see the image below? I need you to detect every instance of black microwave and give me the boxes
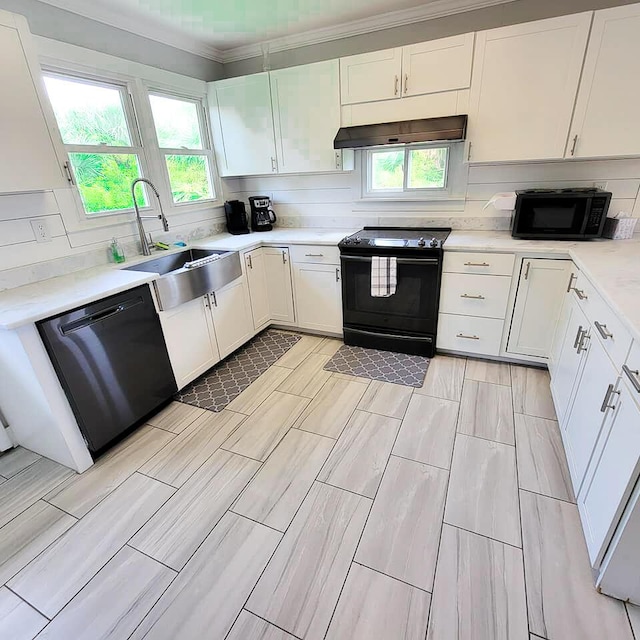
[511,188,611,240]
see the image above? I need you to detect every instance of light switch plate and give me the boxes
[30,218,51,243]
[594,181,609,191]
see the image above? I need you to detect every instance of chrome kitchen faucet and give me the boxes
[131,178,170,256]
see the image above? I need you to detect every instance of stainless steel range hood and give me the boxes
[333,115,467,149]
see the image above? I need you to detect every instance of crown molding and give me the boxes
[220,0,517,63]
[37,0,517,66]
[36,0,225,62]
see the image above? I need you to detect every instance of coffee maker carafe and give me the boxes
[249,196,276,232]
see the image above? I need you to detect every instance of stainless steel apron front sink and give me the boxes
[124,248,242,310]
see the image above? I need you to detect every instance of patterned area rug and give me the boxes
[324,344,430,387]
[175,329,301,412]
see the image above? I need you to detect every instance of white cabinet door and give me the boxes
[467,13,591,162]
[340,48,402,105]
[401,33,474,98]
[549,266,579,377]
[569,4,640,159]
[211,276,255,359]
[563,333,615,495]
[550,294,589,426]
[579,376,640,567]
[209,73,277,176]
[264,247,295,324]
[0,12,65,193]
[293,263,342,334]
[160,296,220,390]
[271,60,342,173]
[507,259,573,358]
[245,248,271,330]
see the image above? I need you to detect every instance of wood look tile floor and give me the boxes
[0,347,635,640]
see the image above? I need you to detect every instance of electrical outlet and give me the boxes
[594,181,608,191]
[30,219,51,243]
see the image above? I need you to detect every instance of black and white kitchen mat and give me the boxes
[324,344,430,388]
[175,329,301,412]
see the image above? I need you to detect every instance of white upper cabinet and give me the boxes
[0,11,66,193]
[568,4,640,159]
[271,60,342,173]
[340,48,403,105]
[401,33,474,98]
[467,13,591,162]
[209,73,277,176]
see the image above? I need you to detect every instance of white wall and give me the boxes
[225,157,640,229]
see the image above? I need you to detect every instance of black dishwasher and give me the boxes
[38,285,177,454]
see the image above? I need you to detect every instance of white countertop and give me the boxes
[1,229,638,343]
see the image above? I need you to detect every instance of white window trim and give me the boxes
[360,141,467,202]
[38,51,223,234]
[145,88,220,209]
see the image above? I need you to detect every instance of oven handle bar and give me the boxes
[341,255,439,266]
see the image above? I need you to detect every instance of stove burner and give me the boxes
[339,227,451,253]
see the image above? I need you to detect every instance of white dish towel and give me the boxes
[371,256,397,297]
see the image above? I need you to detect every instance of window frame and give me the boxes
[146,89,218,207]
[42,69,152,218]
[362,141,465,201]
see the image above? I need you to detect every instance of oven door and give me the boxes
[341,254,440,335]
[513,196,589,238]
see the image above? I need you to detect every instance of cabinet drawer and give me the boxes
[289,245,340,265]
[572,272,633,370]
[444,252,515,276]
[436,314,504,356]
[439,273,512,319]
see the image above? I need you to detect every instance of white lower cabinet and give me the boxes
[293,262,342,334]
[263,247,295,324]
[578,374,640,567]
[159,296,220,390]
[436,314,504,356]
[507,258,573,358]
[210,276,254,359]
[245,248,271,330]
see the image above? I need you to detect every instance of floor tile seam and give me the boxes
[227,510,285,535]
[234,609,305,640]
[351,560,433,595]
[124,543,180,574]
[149,402,204,432]
[454,428,516,448]
[625,605,639,640]
[517,481,577,505]
[387,453,451,474]
[463,376,512,387]
[0,457,41,480]
[4,583,51,621]
[292,425,339,441]
[425,381,465,636]
[441,521,525,552]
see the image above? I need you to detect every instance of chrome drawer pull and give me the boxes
[457,333,480,340]
[623,365,640,394]
[464,262,490,267]
[566,272,577,293]
[460,294,485,300]
[573,326,585,349]
[574,288,588,300]
[594,321,613,340]
[524,261,531,280]
[600,383,620,413]
[305,253,324,257]
[577,331,590,354]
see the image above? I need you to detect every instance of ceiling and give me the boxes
[39,0,517,61]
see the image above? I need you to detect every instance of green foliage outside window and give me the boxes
[370,146,448,191]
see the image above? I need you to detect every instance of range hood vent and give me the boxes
[333,115,467,149]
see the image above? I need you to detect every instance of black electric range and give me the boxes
[339,227,451,357]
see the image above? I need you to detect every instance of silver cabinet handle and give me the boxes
[566,272,577,293]
[460,293,485,300]
[573,325,585,349]
[271,157,277,172]
[404,74,408,94]
[570,134,578,156]
[247,254,253,269]
[282,251,287,264]
[577,331,590,354]
[394,75,399,95]
[594,321,613,340]
[623,365,640,393]
[305,253,324,257]
[204,295,210,310]
[524,261,531,280]
[574,288,588,300]
[211,291,217,307]
[464,262,490,267]
[336,268,340,282]
[600,383,620,413]
[457,333,480,340]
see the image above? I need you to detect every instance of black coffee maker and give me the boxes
[224,200,250,235]
[249,196,276,232]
